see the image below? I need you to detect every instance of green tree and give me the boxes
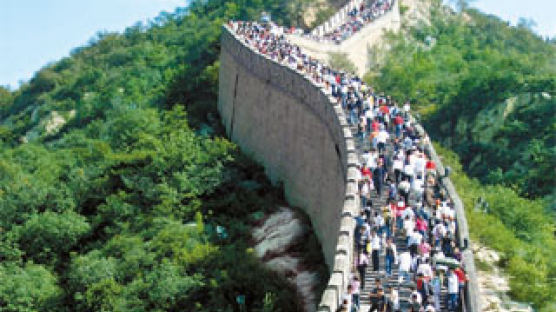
[0,263,62,312]
[12,211,90,263]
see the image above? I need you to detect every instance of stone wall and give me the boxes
[218,26,359,311]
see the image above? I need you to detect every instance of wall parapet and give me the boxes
[219,25,359,311]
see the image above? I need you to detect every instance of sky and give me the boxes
[1,0,555,90]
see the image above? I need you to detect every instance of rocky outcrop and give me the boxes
[23,109,75,142]
[472,243,533,312]
[253,207,323,312]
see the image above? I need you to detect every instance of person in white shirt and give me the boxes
[398,178,411,203]
[360,180,370,208]
[387,286,399,311]
[414,153,426,177]
[402,206,415,221]
[441,202,452,220]
[341,289,352,312]
[370,231,381,272]
[417,258,433,280]
[398,251,411,284]
[367,150,378,170]
[365,108,374,130]
[377,130,389,154]
[349,275,361,310]
[447,269,460,311]
[433,221,446,246]
[403,162,414,182]
[373,211,384,230]
[409,287,423,306]
[361,150,371,168]
[403,216,415,245]
[447,220,457,237]
[412,175,424,200]
[403,102,411,114]
[408,231,422,256]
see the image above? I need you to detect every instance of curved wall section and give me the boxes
[218,26,359,288]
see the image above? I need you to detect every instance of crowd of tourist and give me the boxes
[228,18,470,312]
[309,0,395,44]
[346,99,469,312]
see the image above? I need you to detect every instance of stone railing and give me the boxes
[218,25,360,312]
[310,0,364,37]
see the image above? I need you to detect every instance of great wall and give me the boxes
[218,1,479,311]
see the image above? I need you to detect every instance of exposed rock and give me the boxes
[472,242,533,312]
[23,109,76,142]
[252,207,321,312]
[295,271,321,312]
[45,111,67,134]
[266,256,301,275]
[253,207,307,258]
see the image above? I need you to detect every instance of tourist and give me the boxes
[386,285,399,312]
[370,230,381,271]
[368,279,386,312]
[408,286,423,312]
[350,274,361,311]
[373,158,387,198]
[447,268,460,311]
[357,251,369,289]
[398,251,411,284]
[430,272,442,311]
[384,237,397,276]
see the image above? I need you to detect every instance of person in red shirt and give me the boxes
[426,160,436,171]
[371,119,380,132]
[361,164,372,179]
[415,215,428,235]
[394,114,404,139]
[394,114,404,125]
[454,266,467,295]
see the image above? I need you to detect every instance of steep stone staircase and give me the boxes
[348,123,450,311]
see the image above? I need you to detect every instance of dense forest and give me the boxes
[370,0,555,309]
[0,1,330,311]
